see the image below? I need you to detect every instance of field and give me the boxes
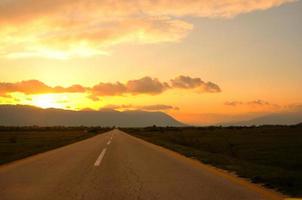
[123,125,302,197]
[0,127,111,165]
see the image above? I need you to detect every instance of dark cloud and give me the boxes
[91,82,126,96]
[90,75,220,97]
[170,76,202,89]
[0,75,221,98]
[102,104,179,111]
[225,100,280,108]
[101,104,132,110]
[170,75,221,93]
[224,101,243,106]
[0,80,87,96]
[247,100,271,106]
[55,84,87,93]
[285,103,302,112]
[141,104,179,111]
[89,77,169,98]
[126,77,169,95]
[0,80,51,95]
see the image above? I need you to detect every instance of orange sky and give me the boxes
[0,0,301,125]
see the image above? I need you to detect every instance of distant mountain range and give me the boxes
[1,105,301,127]
[0,105,185,127]
[220,111,302,126]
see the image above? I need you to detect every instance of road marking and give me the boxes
[107,140,111,145]
[94,148,107,166]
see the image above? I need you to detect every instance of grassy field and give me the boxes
[0,126,111,165]
[123,125,302,197]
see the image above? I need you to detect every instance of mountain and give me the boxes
[0,105,185,127]
[220,111,302,126]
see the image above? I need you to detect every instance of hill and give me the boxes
[0,105,185,127]
[220,111,302,126]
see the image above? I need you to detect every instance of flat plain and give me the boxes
[0,127,111,165]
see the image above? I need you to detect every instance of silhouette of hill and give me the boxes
[0,105,185,127]
[220,111,302,126]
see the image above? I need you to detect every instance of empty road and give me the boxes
[0,129,284,200]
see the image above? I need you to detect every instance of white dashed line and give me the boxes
[107,140,111,145]
[94,148,107,166]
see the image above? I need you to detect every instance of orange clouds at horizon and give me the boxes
[0,75,299,117]
[0,75,221,99]
[0,75,300,125]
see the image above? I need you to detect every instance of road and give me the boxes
[0,129,284,200]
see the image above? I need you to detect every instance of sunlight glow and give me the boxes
[31,94,65,109]
[5,47,110,60]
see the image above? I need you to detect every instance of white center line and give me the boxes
[107,140,111,145]
[94,148,107,166]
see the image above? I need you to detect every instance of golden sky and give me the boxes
[0,0,301,125]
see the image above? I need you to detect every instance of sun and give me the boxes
[31,94,64,109]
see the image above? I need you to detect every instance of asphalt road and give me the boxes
[0,129,284,200]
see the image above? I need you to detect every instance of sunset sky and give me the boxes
[0,0,301,125]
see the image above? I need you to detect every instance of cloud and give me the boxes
[126,77,170,95]
[224,100,280,107]
[224,101,243,106]
[224,101,302,115]
[102,104,179,111]
[170,75,221,93]
[0,80,51,95]
[141,104,179,111]
[90,75,220,97]
[89,77,169,99]
[0,0,294,22]
[0,0,294,58]
[285,103,302,112]
[0,80,86,96]
[101,104,132,110]
[247,100,272,106]
[0,75,220,98]
[91,82,127,96]
[133,0,295,18]
[0,17,192,59]
[54,84,87,93]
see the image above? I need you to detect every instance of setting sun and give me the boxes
[31,94,64,109]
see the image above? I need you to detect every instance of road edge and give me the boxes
[120,130,287,200]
